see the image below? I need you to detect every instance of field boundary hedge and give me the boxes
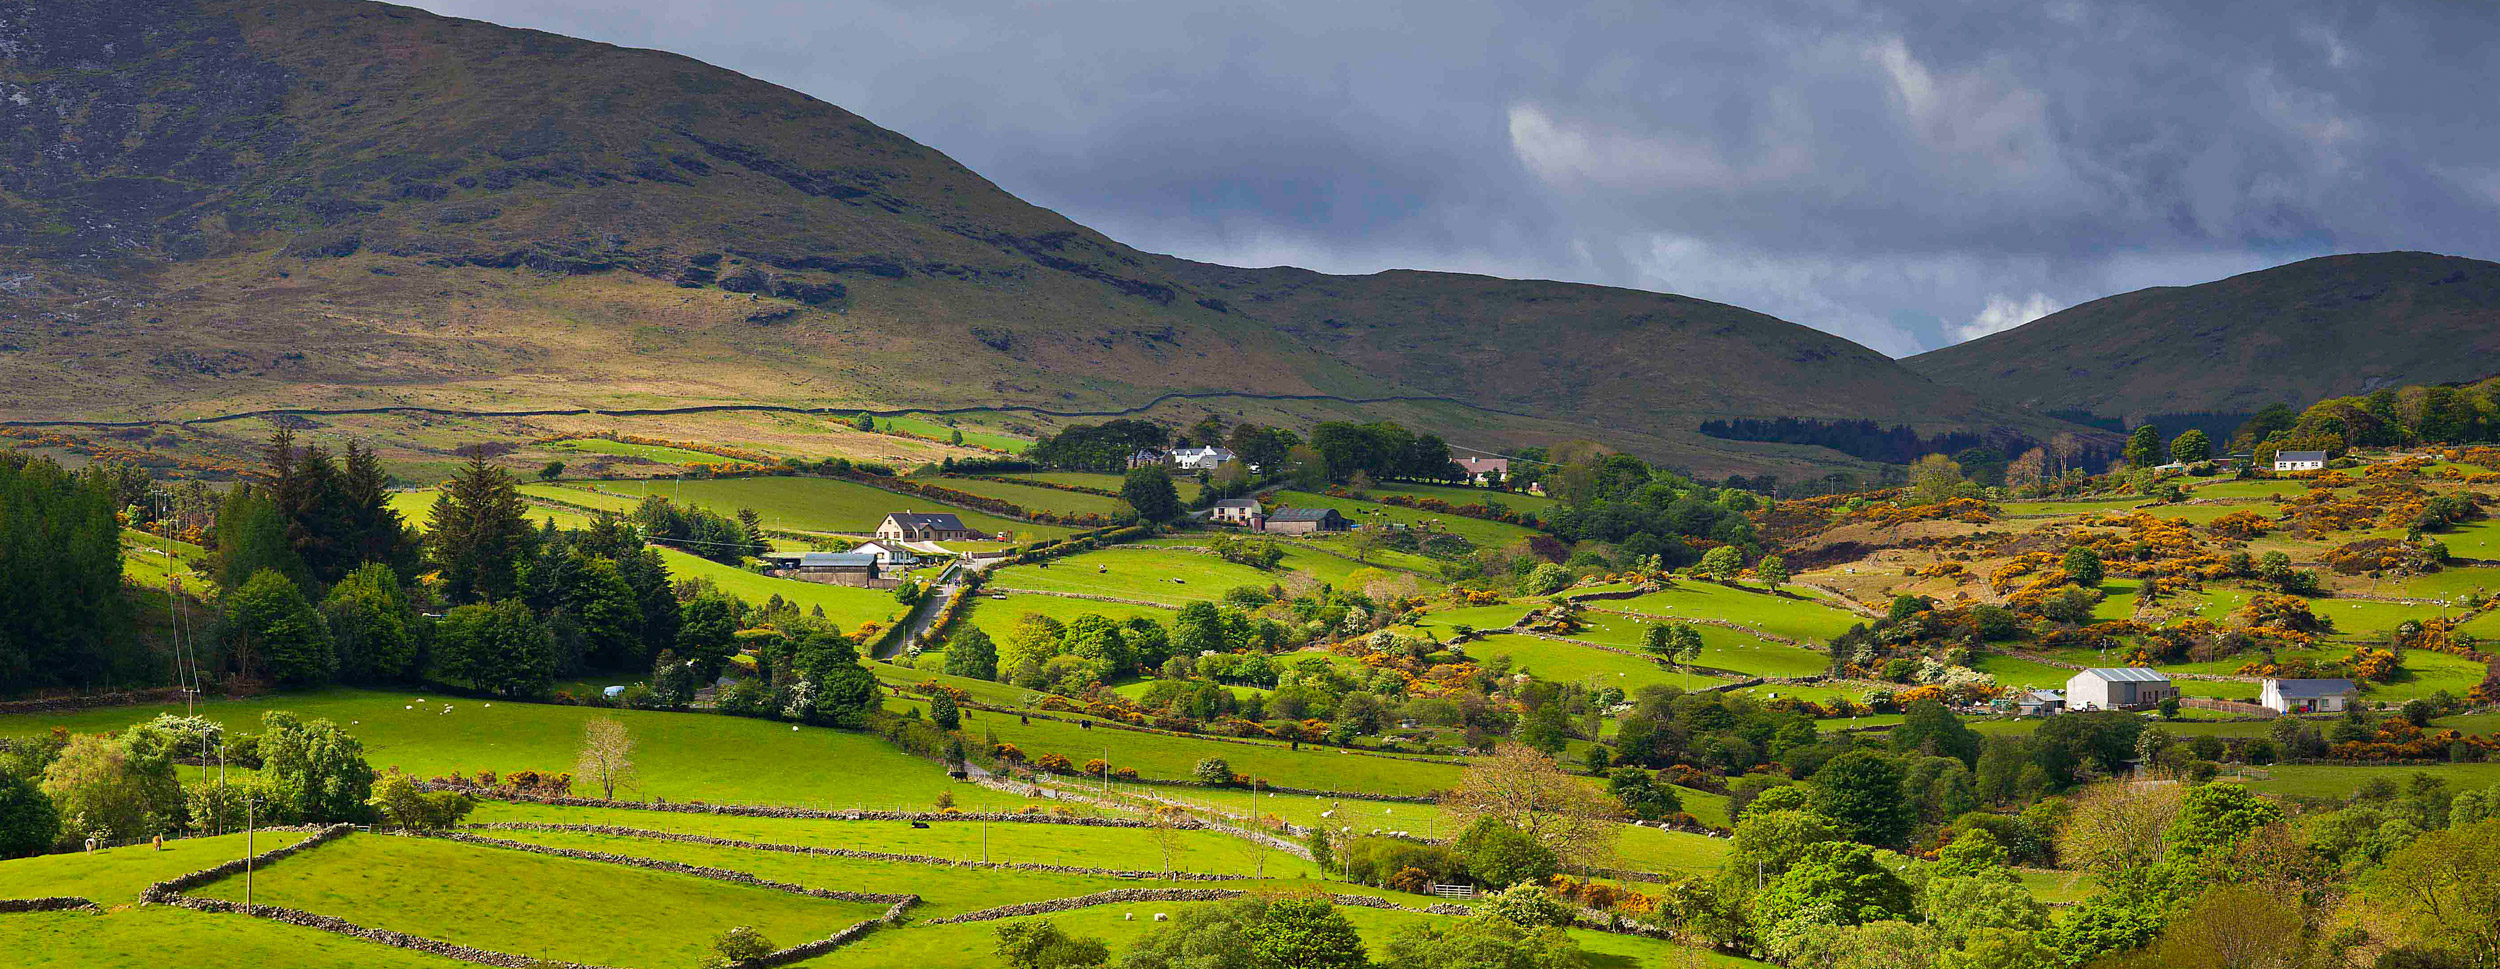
[457,822,1258,881]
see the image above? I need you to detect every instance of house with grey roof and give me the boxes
[1210,497,1263,524]
[877,511,978,542]
[2064,667,2176,712]
[2015,690,2066,717]
[1170,445,1237,471]
[2273,450,2328,472]
[2260,677,2357,714]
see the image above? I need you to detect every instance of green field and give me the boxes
[120,529,204,594]
[817,899,1761,969]
[0,830,311,905]
[2138,502,2283,524]
[999,472,1201,501]
[2367,565,2500,600]
[1363,481,1561,514]
[933,476,1130,517]
[1267,490,1546,548]
[2092,578,2141,622]
[2184,480,2318,500]
[875,415,1031,453]
[544,437,726,464]
[1468,634,1709,692]
[189,834,888,969]
[952,592,1177,652]
[468,803,1315,881]
[0,907,465,969]
[390,488,600,532]
[1553,617,1833,678]
[1593,582,1864,646]
[1403,602,1540,634]
[2233,762,2500,800]
[882,694,1465,796]
[1998,499,2141,516]
[988,547,1299,607]
[654,547,907,631]
[528,478,1070,541]
[1970,653,2074,690]
[0,689,1026,811]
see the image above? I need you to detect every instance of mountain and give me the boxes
[1904,252,2500,426]
[0,0,2074,475]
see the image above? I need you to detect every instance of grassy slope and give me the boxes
[0,831,309,905]
[1267,491,1544,548]
[932,477,1130,517]
[653,547,906,631]
[987,548,1302,607]
[0,907,468,969]
[1595,582,1864,645]
[529,478,1069,540]
[188,834,887,969]
[0,689,1020,810]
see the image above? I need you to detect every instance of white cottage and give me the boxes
[2273,450,2328,472]
[2259,678,2357,714]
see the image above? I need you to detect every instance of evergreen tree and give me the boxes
[341,441,421,582]
[618,548,681,655]
[224,569,335,686]
[0,457,133,693]
[211,487,304,595]
[429,454,536,604]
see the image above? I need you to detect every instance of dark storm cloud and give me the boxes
[408,0,2500,356]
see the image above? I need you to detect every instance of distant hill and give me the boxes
[1904,252,2500,426]
[0,0,2078,475]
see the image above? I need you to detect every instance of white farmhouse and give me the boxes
[2259,678,2357,714]
[2064,667,2176,712]
[1170,446,1236,471]
[2273,450,2327,472]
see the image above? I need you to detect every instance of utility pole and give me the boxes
[244,795,255,909]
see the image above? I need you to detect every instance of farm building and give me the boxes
[2259,678,2357,714]
[1170,446,1237,471]
[2015,690,2066,717]
[1259,507,1350,535]
[762,551,897,589]
[2064,667,2176,712]
[878,511,978,542]
[1209,498,1263,524]
[2273,450,2328,472]
[1456,456,1509,484]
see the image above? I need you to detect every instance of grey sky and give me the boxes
[409,0,2500,357]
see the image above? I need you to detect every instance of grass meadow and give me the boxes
[527,478,1069,540]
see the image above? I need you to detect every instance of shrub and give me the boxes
[1193,757,1235,786]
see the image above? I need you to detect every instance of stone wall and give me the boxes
[0,896,99,913]
[435,786,1192,826]
[138,823,356,902]
[415,831,928,904]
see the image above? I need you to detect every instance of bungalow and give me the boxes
[1210,498,1263,524]
[1455,456,1509,485]
[2259,678,2357,714]
[2274,450,2328,472]
[2064,667,2176,712]
[1259,506,1350,535]
[877,511,977,542]
[2015,690,2066,717]
[1171,446,1237,471]
[851,539,922,568]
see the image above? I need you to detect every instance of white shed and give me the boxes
[2064,667,2176,712]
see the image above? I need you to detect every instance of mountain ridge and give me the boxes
[1904,251,2500,425]
[0,0,2083,475]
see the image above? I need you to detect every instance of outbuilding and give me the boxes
[2064,667,2176,712]
[1259,506,1350,535]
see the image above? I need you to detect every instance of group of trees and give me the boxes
[1539,451,1758,567]
[995,887,1588,969]
[2120,424,2214,468]
[0,710,411,857]
[0,455,136,694]
[2233,379,2500,454]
